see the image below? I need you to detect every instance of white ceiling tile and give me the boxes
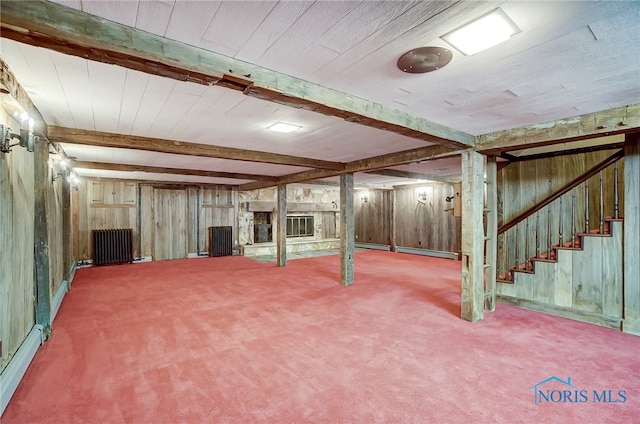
[81,0,139,27]
[87,61,127,134]
[117,71,150,134]
[255,1,361,68]
[235,1,314,63]
[200,1,278,57]
[135,0,174,35]
[317,1,415,55]
[164,1,221,46]
[130,77,177,135]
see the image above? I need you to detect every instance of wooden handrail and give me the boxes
[498,149,624,235]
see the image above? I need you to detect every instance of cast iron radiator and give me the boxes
[208,226,233,257]
[92,228,134,266]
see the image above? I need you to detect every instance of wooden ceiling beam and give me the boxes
[70,160,276,182]
[0,0,474,150]
[476,104,640,155]
[239,144,456,191]
[364,169,459,184]
[504,142,625,163]
[78,176,238,189]
[48,126,344,170]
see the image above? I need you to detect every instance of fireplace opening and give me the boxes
[254,212,272,243]
[287,215,314,238]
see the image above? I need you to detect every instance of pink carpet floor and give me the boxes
[3,250,639,423]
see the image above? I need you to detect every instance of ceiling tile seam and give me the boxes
[50,53,77,129]
[259,0,361,62]
[233,1,281,60]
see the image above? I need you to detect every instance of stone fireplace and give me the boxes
[238,185,342,256]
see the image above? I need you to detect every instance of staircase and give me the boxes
[493,152,625,328]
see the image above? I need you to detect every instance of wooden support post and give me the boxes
[276,184,287,267]
[485,156,498,311]
[34,137,51,338]
[461,150,485,322]
[340,173,355,286]
[623,132,640,335]
[62,179,73,278]
[390,189,397,252]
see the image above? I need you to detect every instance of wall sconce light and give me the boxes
[360,193,368,203]
[69,173,80,190]
[417,187,428,204]
[0,123,36,153]
[51,158,70,182]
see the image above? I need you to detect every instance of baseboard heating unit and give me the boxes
[0,325,44,415]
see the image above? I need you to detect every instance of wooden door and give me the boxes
[153,188,188,260]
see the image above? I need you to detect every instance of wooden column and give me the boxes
[340,173,355,286]
[623,132,640,335]
[485,156,498,311]
[390,189,397,252]
[461,150,485,322]
[276,184,287,267]
[62,179,73,278]
[34,137,51,338]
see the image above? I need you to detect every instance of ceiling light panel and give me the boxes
[442,8,521,55]
[267,122,302,133]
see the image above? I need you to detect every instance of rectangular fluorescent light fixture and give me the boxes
[441,8,521,56]
[267,122,301,133]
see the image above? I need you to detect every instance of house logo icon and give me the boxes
[529,376,577,405]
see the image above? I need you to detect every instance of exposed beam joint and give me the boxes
[0,0,474,149]
[48,126,343,170]
[476,104,640,154]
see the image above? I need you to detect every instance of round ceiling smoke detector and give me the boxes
[397,47,452,73]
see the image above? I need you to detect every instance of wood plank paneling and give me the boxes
[140,185,154,257]
[532,261,554,304]
[76,180,239,261]
[0,113,35,372]
[623,134,640,334]
[572,237,603,313]
[394,184,458,252]
[553,249,573,308]
[354,190,390,245]
[602,221,623,317]
[49,177,65,294]
[153,188,188,260]
[75,179,139,260]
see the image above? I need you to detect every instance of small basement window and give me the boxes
[286,216,314,238]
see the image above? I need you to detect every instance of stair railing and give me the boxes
[497,149,624,282]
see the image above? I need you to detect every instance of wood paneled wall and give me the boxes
[395,184,459,252]
[75,179,137,259]
[352,184,459,253]
[48,177,66,294]
[354,190,391,245]
[0,112,35,372]
[0,111,67,371]
[76,180,237,261]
